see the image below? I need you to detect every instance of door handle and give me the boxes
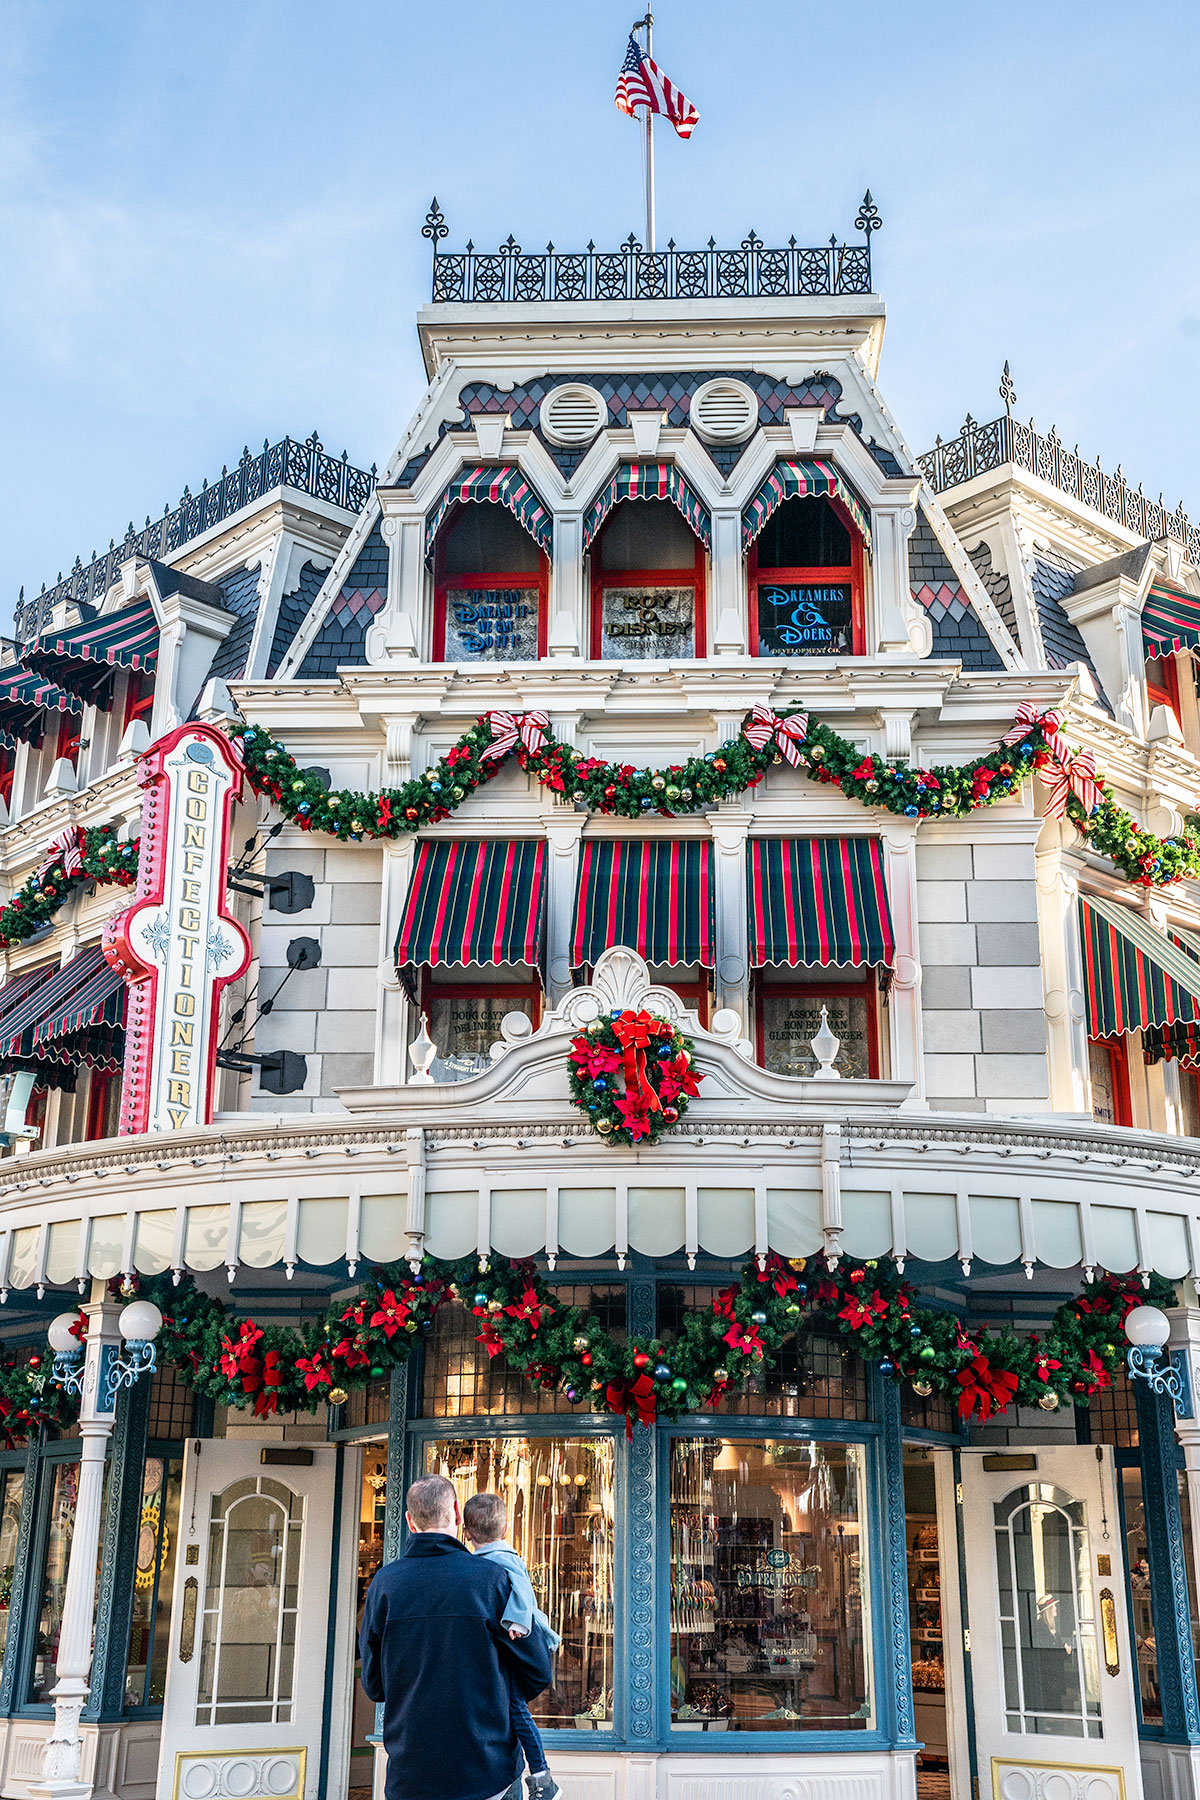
[180,1575,198,1663]
[1098,1587,1120,1676]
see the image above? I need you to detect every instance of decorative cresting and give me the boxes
[422,463,554,561]
[25,594,158,705]
[1079,892,1200,1038]
[741,457,873,552]
[1142,579,1200,659]
[424,195,882,303]
[103,723,251,1133]
[0,662,80,750]
[581,462,711,551]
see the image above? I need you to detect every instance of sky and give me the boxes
[2,0,1200,626]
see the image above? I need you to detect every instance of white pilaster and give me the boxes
[544,816,585,1005]
[880,820,923,1096]
[1035,827,1090,1113]
[710,818,749,1020]
[549,514,584,657]
[376,840,416,1086]
[709,508,746,656]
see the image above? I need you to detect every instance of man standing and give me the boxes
[360,1474,555,1800]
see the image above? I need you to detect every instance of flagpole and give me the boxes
[641,9,655,251]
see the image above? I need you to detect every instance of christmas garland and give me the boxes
[108,1257,1171,1438]
[0,824,138,947]
[568,1008,703,1144]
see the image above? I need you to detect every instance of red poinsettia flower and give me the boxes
[219,1321,264,1380]
[1034,1352,1062,1382]
[447,745,470,766]
[569,1040,622,1080]
[757,1254,798,1300]
[838,1290,889,1330]
[296,1350,334,1391]
[1072,1348,1113,1395]
[662,1052,700,1098]
[850,757,875,782]
[712,1285,739,1320]
[476,1321,505,1360]
[504,1286,553,1332]
[723,1321,764,1358]
[370,1290,411,1338]
[816,1278,839,1306]
[615,1093,654,1139]
[332,1337,371,1369]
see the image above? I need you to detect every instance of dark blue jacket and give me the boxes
[359,1532,554,1800]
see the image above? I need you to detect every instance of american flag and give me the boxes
[614,33,699,140]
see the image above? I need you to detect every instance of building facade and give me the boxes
[0,204,1198,1800]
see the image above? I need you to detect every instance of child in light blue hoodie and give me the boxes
[463,1492,562,1800]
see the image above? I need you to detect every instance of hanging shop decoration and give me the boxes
[568,1008,703,1144]
[58,1257,1168,1441]
[2,700,1195,951]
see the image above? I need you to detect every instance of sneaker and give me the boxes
[526,1773,563,1800]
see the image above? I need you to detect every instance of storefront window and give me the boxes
[0,1468,24,1665]
[590,500,704,659]
[659,1291,868,1422]
[756,975,877,1079]
[749,496,862,658]
[1119,1467,1200,1727]
[669,1438,873,1732]
[125,1455,182,1708]
[423,1436,616,1730]
[425,974,540,1082]
[993,1485,1101,1738]
[434,504,547,662]
[29,1459,108,1703]
[1088,1038,1130,1127]
[423,1289,626,1419]
[196,1476,303,1726]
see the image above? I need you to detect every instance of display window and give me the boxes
[589,499,706,660]
[85,1068,122,1143]
[1145,651,1183,732]
[28,1454,109,1703]
[749,496,864,658]
[432,503,548,662]
[0,1467,25,1667]
[668,1438,873,1733]
[421,968,542,1083]
[1088,1036,1131,1127]
[125,1454,182,1709]
[754,971,879,1080]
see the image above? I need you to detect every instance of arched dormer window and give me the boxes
[590,498,706,659]
[430,475,551,662]
[742,461,870,657]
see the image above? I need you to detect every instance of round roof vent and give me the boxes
[539,384,608,446]
[690,378,758,444]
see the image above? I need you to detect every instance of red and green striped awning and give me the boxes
[25,596,158,705]
[0,966,56,1028]
[0,664,82,750]
[747,838,895,968]
[0,946,123,1060]
[1079,893,1200,1038]
[394,840,546,968]
[1142,582,1200,660]
[741,458,872,554]
[424,465,554,563]
[581,463,711,552]
[571,839,713,969]
[32,954,125,1047]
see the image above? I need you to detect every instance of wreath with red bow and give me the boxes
[567,1008,703,1145]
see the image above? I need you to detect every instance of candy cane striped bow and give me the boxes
[1001,701,1065,759]
[37,827,85,881]
[741,706,810,768]
[480,710,550,762]
[1039,747,1101,822]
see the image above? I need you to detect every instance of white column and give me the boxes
[870,501,926,657]
[1035,825,1090,1114]
[544,818,584,1006]
[710,819,749,1021]
[32,1293,123,1800]
[709,508,745,656]
[377,514,425,660]
[881,820,923,1096]
[376,840,416,1086]
[548,514,584,657]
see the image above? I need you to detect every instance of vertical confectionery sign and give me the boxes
[104,723,251,1133]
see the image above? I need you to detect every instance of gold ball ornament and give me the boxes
[327,1387,349,1407]
[1038,1390,1061,1412]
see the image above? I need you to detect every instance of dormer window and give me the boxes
[590,498,706,659]
[749,495,862,656]
[428,473,553,663]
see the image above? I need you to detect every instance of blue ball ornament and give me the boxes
[878,1359,894,1374]
[474,1292,488,1307]
[298,803,310,815]
[654,1363,672,1381]
[904,805,919,816]
[593,1078,607,1091]
[909,1325,922,1338]
[657,1044,672,1059]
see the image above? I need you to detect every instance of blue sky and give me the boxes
[3,0,1199,623]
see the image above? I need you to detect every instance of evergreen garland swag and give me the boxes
[94,1258,1172,1438]
[0,701,1195,947]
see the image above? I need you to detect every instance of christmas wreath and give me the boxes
[567,1008,703,1144]
[85,1255,1173,1442]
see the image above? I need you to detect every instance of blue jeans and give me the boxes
[511,1692,548,1774]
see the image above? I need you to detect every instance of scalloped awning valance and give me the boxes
[25,596,158,706]
[747,838,894,969]
[424,465,554,563]
[1079,893,1200,1038]
[741,458,871,554]
[581,462,711,552]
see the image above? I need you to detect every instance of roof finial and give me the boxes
[1000,361,1016,416]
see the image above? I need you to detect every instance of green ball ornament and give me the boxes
[671,1377,688,1393]
[918,1344,937,1363]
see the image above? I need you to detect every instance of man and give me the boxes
[360,1474,556,1800]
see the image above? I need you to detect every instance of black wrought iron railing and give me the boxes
[919,377,1199,564]
[16,433,376,647]
[424,195,882,305]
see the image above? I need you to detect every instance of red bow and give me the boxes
[741,706,809,768]
[37,827,85,882]
[611,1009,671,1114]
[1038,746,1101,822]
[480,710,550,762]
[1002,702,1065,759]
[606,1372,657,1438]
[955,1353,1020,1421]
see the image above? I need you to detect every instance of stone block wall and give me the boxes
[253,843,382,1112]
[917,840,1049,1113]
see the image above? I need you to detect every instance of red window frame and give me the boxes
[122,669,155,730]
[589,530,707,659]
[753,971,880,1077]
[1089,1035,1132,1127]
[85,1069,121,1142]
[0,750,14,810]
[432,511,549,662]
[1146,652,1182,728]
[53,711,81,766]
[748,502,866,657]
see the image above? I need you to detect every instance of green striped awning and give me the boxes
[1144,1021,1200,1066]
[26,596,158,705]
[0,966,56,1029]
[0,664,82,750]
[581,463,711,552]
[31,955,125,1047]
[1142,582,1200,659]
[0,946,123,1062]
[1079,893,1200,1038]
[424,465,553,563]
[747,838,895,968]
[394,840,546,968]
[571,840,713,969]
[742,458,872,554]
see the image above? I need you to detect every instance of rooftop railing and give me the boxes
[423,195,882,305]
[918,368,1200,564]
[16,433,376,647]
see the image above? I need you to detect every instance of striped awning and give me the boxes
[0,665,82,750]
[32,956,125,1048]
[1142,582,1200,659]
[0,966,56,1029]
[1079,893,1200,1038]
[571,840,713,969]
[581,463,711,552]
[741,458,872,554]
[747,838,895,969]
[394,840,545,968]
[25,596,158,705]
[0,946,118,1059]
[424,466,553,563]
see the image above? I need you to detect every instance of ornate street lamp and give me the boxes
[1125,1305,1193,1416]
